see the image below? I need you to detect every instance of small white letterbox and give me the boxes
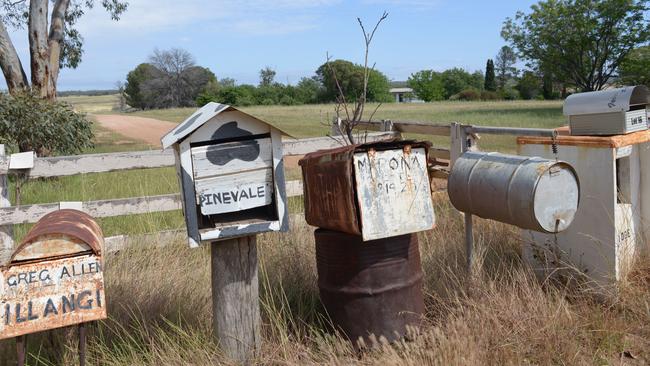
[161,103,289,247]
[564,86,650,136]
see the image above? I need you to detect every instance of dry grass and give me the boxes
[2,197,649,365]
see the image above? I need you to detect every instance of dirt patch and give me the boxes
[93,114,178,147]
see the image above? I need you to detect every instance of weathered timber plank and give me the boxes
[4,133,398,179]
[104,229,184,253]
[0,145,13,266]
[0,179,304,225]
[282,131,399,156]
[285,180,303,198]
[191,138,273,179]
[0,194,183,225]
[103,213,308,253]
[354,120,451,136]
[27,150,175,178]
[430,148,451,160]
[195,169,273,215]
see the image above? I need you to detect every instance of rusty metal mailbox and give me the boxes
[0,209,106,340]
[161,102,290,247]
[300,140,435,241]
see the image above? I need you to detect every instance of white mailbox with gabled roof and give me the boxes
[161,102,289,247]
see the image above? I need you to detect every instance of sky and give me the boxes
[3,0,541,91]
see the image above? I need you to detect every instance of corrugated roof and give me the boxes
[161,102,292,149]
[563,86,650,116]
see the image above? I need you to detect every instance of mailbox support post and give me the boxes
[0,144,13,266]
[450,123,476,274]
[211,236,260,364]
[16,335,26,366]
[79,323,87,366]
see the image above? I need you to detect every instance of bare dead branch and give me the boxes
[325,11,388,145]
[367,102,383,123]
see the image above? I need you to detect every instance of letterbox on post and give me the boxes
[161,102,290,247]
[564,86,649,136]
[0,209,106,341]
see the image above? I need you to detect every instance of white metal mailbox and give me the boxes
[564,86,650,136]
[518,128,650,287]
[161,102,289,247]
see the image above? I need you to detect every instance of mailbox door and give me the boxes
[353,147,435,241]
[191,138,275,216]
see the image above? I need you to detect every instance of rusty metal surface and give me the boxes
[314,229,424,347]
[0,254,107,340]
[12,209,104,262]
[300,140,432,238]
[300,144,360,235]
[448,151,580,233]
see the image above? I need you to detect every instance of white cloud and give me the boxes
[74,0,341,36]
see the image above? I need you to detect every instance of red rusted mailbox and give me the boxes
[0,209,106,341]
[300,140,435,241]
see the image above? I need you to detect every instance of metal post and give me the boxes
[464,213,474,271]
[16,335,26,366]
[211,236,260,364]
[331,117,342,136]
[451,123,476,274]
[78,323,87,366]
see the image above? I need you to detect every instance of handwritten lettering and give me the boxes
[199,186,267,208]
[1,290,103,326]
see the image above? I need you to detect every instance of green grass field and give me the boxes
[61,94,566,151]
[131,100,565,152]
[60,94,124,114]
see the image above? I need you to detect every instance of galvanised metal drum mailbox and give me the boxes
[448,151,580,233]
[300,140,435,241]
[518,127,650,286]
[564,86,650,136]
[0,209,106,340]
[161,102,290,247]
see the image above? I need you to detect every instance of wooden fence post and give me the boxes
[211,236,260,364]
[0,144,14,265]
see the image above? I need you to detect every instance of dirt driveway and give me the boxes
[93,114,178,147]
[94,113,304,169]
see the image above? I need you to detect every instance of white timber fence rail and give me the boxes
[0,131,408,264]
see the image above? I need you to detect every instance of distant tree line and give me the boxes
[124,50,392,109]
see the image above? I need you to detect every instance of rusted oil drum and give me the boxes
[448,151,580,233]
[315,229,424,346]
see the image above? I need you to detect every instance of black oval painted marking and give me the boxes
[206,122,261,166]
[214,103,228,114]
[174,112,203,136]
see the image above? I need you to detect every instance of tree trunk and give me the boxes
[29,0,50,99]
[0,21,29,93]
[47,0,70,100]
